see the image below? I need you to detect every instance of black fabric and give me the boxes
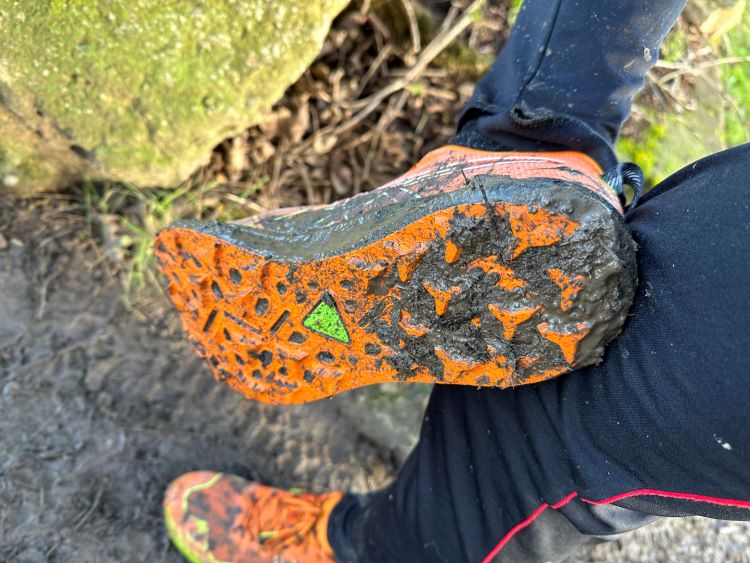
[452,0,687,169]
[328,1,750,561]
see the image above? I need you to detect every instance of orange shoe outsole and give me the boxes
[156,148,636,404]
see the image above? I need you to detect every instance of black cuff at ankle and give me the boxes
[451,112,617,171]
[451,117,573,155]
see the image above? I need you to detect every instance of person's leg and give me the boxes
[452,0,686,169]
[329,143,750,562]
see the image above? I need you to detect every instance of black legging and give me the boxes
[329,1,750,561]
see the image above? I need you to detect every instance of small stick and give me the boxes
[400,0,422,57]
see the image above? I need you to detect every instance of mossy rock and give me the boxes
[0,0,349,195]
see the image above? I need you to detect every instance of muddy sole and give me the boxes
[155,176,636,404]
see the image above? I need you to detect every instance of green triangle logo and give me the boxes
[303,293,350,344]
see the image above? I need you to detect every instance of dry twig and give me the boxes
[655,55,750,85]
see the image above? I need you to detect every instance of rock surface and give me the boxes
[0,0,349,194]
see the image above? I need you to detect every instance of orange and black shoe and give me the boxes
[155,146,637,404]
[164,471,342,563]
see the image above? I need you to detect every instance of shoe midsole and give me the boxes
[169,175,623,262]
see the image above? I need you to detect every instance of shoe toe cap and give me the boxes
[164,471,249,561]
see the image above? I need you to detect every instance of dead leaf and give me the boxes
[287,99,310,144]
[329,151,354,195]
[700,0,746,44]
[250,138,276,166]
[312,134,338,155]
[227,134,249,181]
[259,107,293,139]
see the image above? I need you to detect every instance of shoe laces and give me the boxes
[241,488,332,553]
[602,162,645,210]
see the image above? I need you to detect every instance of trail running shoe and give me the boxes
[164,471,341,563]
[155,146,636,404]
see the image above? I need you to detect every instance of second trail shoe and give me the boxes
[156,146,637,404]
[164,471,342,562]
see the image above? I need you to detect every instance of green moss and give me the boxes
[425,6,493,81]
[722,5,750,146]
[507,0,524,26]
[0,0,349,193]
[0,107,86,193]
[661,27,688,63]
[434,44,493,82]
[616,121,667,185]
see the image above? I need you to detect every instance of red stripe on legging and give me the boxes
[480,492,577,563]
[480,489,750,562]
[580,488,750,509]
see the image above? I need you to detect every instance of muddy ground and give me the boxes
[3,198,750,562]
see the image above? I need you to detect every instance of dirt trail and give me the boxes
[2,200,748,562]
